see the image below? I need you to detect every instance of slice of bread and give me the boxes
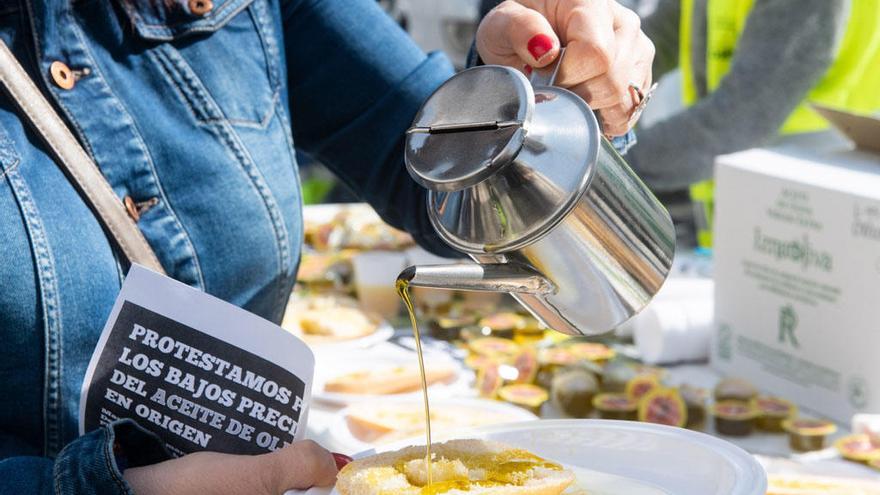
[767,474,880,494]
[282,295,380,342]
[325,364,458,395]
[336,439,575,495]
[344,403,531,444]
[298,306,377,340]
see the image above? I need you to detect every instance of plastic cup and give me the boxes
[352,251,407,320]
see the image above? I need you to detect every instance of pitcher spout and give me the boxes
[397,263,555,295]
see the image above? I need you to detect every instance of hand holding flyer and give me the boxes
[80,265,315,457]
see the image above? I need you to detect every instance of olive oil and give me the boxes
[396,281,557,492]
[396,279,433,486]
[395,449,562,494]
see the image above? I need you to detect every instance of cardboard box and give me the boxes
[711,109,880,423]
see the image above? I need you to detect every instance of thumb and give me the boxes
[270,439,339,491]
[479,2,560,68]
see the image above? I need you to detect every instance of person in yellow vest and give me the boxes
[621,0,880,245]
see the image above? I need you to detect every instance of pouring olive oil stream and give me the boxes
[395,278,433,486]
[396,280,559,492]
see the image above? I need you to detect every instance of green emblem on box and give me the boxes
[778,304,799,348]
[717,323,732,360]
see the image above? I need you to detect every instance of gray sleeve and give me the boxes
[627,0,846,192]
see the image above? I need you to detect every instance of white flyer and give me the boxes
[80,264,314,457]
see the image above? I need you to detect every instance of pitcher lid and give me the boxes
[405,66,533,192]
[405,65,600,254]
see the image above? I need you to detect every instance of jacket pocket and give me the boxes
[118,0,255,41]
[120,0,281,127]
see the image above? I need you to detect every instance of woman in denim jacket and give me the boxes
[0,0,651,493]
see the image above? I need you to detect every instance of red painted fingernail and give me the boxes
[524,65,533,76]
[527,34,554,61]
[332,452,353,470]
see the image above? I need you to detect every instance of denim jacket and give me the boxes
[0,0,633,492]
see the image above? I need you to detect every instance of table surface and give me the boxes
[304,328,880,481]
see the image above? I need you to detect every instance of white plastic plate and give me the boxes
[288,418,766,495]
[292,320,394,350]
[312,354,469,406]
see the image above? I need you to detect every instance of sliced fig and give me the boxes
[512,348,539,384]
[469,337,520,358]
[835,434,880,463]
[464,353,496,371]
[638,388,687,427]
[476,363,503,399]
[566,342,616,363]
[537,347,577,367]
[478,312,526,332]
[626,374,659,401]
[498,384,549,413]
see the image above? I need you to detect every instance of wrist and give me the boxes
[259,449,285,495]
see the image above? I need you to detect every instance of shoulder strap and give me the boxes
[0,40,165,274]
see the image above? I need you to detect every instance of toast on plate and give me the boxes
[336,439,574,495]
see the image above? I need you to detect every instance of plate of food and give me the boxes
[303,203,414,252]
[329,397,539,452]
[281,294,393,348]
[295,251,355,292]
[313,355,466,406]
[294,419,766,495]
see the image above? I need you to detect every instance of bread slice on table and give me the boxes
[767,473,880,494]
[336,439,574,495]
[325,363,458,395]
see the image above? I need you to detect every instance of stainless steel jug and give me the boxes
[398,59,675,336]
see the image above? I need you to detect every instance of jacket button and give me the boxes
[123,196,140,222]
[189,0,213,15]
[50,61,75,90]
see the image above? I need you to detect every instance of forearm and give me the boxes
[628,0,845,192]
[0,419,335,495]
[125,438,338,495]
[124,451,270,495]
[282,0,459,257]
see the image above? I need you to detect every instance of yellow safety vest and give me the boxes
[680,0,880,247]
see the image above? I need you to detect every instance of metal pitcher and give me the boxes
[398,58,675,336]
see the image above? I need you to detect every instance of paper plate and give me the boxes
[289,419,765,495]
[293,320,394,350]
[328,397,538,453]
[312,354,469,406]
